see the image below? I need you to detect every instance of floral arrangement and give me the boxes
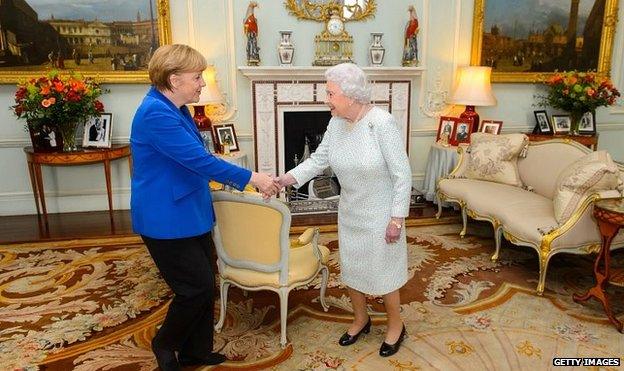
[11,71,106,150]
[537,71,620,131]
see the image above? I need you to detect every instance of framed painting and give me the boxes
[0,0,171,84]
[214,124,240,153]
[470,0,619,83]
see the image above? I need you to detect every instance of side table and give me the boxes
[24,145,132,227]
[573,198,624,332]
[526,133,598,151]
[422,143,459,204]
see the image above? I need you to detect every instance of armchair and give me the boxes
[211,191,329,348]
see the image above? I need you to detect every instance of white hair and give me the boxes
[324,63,371,104]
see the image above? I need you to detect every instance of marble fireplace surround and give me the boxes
[239,67,422,176]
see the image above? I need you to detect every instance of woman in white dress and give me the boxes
[276,63,412,357]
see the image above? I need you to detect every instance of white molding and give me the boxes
[238,66,426,80]
[223,0,239,122]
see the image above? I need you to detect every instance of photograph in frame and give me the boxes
[436,116,456,142]
[551,114,572,134]
[533,110,552,134]
[82,112,113,148]
[479,119,503,134]
[470,0,618,83]
[214,124,239,153]
[0,0,172,84]
[450,119,473,146]
[579,111,597,135]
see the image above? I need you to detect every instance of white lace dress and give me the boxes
[288,107,412,295]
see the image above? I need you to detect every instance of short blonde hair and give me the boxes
[148,44,207,91]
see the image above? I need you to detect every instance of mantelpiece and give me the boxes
[238,66,423,175]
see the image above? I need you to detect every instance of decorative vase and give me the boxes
[58,122,80,152]
[369,32,385,66]
[569,111,584,136]
[278,31,294,66]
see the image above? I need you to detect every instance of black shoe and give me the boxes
[338,317,371,346]
[178,352,227,366]
[151,342,181,371]
[379,325,407,357]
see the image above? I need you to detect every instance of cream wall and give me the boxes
[0,0,623,216]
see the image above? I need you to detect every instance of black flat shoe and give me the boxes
[178,352,227,366]
[338,317,371,346]
[379,325,407,357]
[151,343,181,371]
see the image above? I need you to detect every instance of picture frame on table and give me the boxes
[579,111,597,135]
[0,0,172,84]
[214,124,239,152]
[436,116,456,142]
[450,119,473,146]
[82,112,113,148]
[533,110,552,134]
[470,0,618,83]
[479,120,503,134]
[551,114,572,134]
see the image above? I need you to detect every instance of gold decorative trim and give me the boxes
[0,0,172,84]
[284,0,376,22]
[470,0,619,83]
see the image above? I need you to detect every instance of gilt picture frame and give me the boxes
[470,0,619,83]
[0,0,172,84]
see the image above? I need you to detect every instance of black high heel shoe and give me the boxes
[338,317,371,346]
[379,325,407,357]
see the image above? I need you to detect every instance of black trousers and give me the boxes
[142,232,217,357]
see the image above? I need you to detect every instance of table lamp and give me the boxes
[449,66,497,132]
[190,68,224,132]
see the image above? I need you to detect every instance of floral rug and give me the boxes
[1,224,622,370]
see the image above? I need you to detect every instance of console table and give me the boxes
[573,198,624,332]
[526,133,599,151]
[24,145,132,227]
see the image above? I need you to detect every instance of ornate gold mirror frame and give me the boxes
[470,0,618,83]
[284,0,376,22]
[0,0,171,84]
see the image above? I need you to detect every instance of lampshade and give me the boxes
[449,66,497,106]
[193,68,224,106]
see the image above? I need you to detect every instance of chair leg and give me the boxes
[460,207,468,238]
[215,281,230,332]
[435,196,443,219]
[278,287,290,348]
[319,266,329,312]
[536,253,551,296]
[491,227,503,262]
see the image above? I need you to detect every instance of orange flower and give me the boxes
[41,98,52,108]
[40,85,51,95]
[53,81,64,93]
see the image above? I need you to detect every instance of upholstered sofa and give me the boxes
[436,136,624,294]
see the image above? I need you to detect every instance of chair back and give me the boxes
[211,191,292,284]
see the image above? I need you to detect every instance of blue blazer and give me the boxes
[130,87,252,239]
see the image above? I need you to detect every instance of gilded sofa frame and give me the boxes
[435,140,623,295]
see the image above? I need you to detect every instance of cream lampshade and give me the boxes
[190,67,225,131]
[449,66,497,132]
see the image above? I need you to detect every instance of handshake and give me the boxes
[249,172,297,200]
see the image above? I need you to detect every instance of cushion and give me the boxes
[553,151,621,223]
[464,133,528,187]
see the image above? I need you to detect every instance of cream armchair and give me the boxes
[211,191,329,348]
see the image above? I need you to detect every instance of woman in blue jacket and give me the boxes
[130,44,277,371]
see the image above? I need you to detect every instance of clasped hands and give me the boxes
[249,173,297,200]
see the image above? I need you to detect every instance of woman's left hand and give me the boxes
[385,218,403,244]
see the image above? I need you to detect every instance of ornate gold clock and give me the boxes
[285,0,376,66]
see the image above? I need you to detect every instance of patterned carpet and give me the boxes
[1,223,623,370]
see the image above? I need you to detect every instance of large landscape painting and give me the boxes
[471,0,618,82]
[0,0,171,83]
